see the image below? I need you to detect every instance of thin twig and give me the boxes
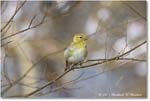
[21,40,146,97]
[1,41,13,47]
[1,14,46,41]
[2,54,12,85]
[86,58,146,62]
[76,41,146,69]
[1,1,26,32]
[24,66,73,97]
[28,15,37,28]
[1,21,13,36]
[1,48,65,95]
[33,71,85,97]
[122,2,146,20]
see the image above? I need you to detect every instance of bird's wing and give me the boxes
[64,43,75,71]
[64,46,74,59]
[64,42,75,59]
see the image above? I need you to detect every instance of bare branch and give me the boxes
[1,41,13,47]
[1,48,65,95]
[1,21,13,36]
[2,54,12,86]
[28,15,37,28]
[122,2,146,20]
[1,1,26,32]
[1,1,146,98]
[86,58,146,62]
[20,40,146,97]
[1,13,47,41]
[76,41,146,69]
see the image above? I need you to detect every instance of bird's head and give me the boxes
[73,33,88,43]
[72,33,88,48]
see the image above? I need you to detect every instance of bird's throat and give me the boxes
[74,41,86,49]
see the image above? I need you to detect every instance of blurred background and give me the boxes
[1,1,147,98]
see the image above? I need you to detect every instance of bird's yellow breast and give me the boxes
[73,41,87,49]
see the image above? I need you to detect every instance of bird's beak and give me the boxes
[86,35,91,40]
[84,36,88,41]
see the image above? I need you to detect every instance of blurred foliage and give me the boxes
[1,1,147,98]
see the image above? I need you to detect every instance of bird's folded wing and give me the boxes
[64,46,75,59]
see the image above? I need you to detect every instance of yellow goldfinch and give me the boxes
[64,33,88,71]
